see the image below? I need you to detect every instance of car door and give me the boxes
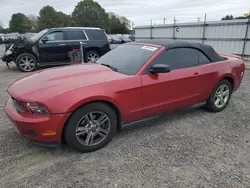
[141,48,203,118]
[38,30,69,64]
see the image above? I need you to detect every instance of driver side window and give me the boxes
[143,48,199,74]
[43,31,64,41]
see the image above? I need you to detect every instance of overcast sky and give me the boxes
[0,0,249,28]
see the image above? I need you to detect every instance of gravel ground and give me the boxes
[0,44,250,188]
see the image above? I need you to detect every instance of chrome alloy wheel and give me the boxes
[75,111,111,146]
[19,56,36,71]
[214,84,230,108]
[87,53,99,62]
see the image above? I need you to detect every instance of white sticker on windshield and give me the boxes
[141,46,158,51]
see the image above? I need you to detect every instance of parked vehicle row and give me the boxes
[0,32,37,44]
[1,33,19,44]
[107,34,134,44]
[4,40,245,153]
[21,32,37,40]
[1,27,110,72]
[1,33,135,46]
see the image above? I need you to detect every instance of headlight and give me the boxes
[5,50,12,55]
[26,103,49,115]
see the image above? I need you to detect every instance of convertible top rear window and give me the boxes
[96,44,159,75]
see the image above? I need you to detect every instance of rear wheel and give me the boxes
[16,53,38,72]
[85,51,100,63]
[64,102,117,153]
[205,79,232,112]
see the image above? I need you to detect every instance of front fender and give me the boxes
[13,44,39,62]
[1,53,16,63]
[44,87,121,115]
[67,95,121,113]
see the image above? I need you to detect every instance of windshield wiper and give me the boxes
[101,63,118,72]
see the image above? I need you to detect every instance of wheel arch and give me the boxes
[15,51,38,63]
[85,47,101,56]
[220,75,234,90]
[205,75,234,112]
[61,99,122,142]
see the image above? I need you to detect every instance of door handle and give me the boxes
[58,44,66,46]
[194,72,199,76]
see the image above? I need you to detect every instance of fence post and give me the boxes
[173,17,176,39]
[202,14,207,44]
[150,20,153,39]
[242,12,250,58]
[132,22,135,41]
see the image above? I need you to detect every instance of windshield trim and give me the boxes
[30,29,49,42]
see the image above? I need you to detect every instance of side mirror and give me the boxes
[41,37,49,43]
[149,64,171,74]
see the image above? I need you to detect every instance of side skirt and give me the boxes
[121,102,206,129]
[38,61,71,67]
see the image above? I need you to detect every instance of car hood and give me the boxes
[8,63,129,101]
[13,39,33,49]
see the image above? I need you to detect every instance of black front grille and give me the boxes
[27,130,38,137]
[12,97,25,112]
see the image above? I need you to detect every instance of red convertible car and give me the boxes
[5,40,245,152]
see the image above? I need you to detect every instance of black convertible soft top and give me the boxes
[134,40,224,62]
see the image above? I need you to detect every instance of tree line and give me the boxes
[221,14,250,20]
[0,0,131,34]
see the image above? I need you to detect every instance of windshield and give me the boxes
[96,44,159,75]
[30,29,49,42]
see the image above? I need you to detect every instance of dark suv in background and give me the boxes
[1,27,110,72]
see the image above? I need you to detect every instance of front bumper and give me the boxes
[1,44,16,62]
[4,97,71,144]
[1,53,15,63]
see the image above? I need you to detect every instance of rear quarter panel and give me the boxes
[199,56,245,100]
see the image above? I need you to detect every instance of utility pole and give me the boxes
[173,17,177,24]
[163,18,166,24]
[202,14,207,44]
[131,22,135,39]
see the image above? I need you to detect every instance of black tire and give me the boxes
[16,53,38,72]
[85,51,100,63]
[205,79,232,112]
[64,102,117,153]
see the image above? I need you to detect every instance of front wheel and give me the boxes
[16,53,38,72]
[205,79,232,112]
[64,103,117,153]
